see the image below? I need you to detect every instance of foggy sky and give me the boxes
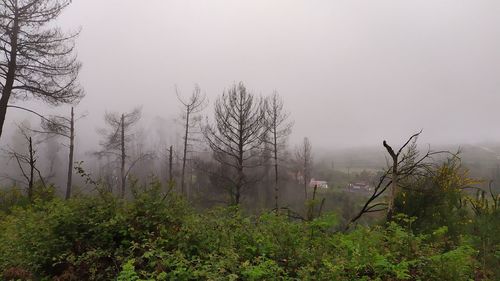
[4,0,500,151]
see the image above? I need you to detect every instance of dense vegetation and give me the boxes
[0,160,498,281]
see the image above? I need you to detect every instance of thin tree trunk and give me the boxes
[189,164,194,196]
[236,98,244,206]
[120,114,126,198]
[181,110,190,196]
[383,140,398,221]
[65,107,74,199]
[273,129,279,210]
[236,169,243,205]
[387,156,398,220]
[236,152,243,205]
[308,184,318,221]
[28,137,34,201]
[304,155,308,200]
[168,145,173,184]
[0,16,19,140]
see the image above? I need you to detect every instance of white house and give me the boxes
[309,179,329,189]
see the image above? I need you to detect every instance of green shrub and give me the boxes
[0,183,494,280]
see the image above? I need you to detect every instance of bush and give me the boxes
[0,184,494,280]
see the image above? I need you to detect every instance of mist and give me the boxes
[2,0,499,152]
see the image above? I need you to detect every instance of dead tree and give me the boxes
[177,85,207,197]
[204,82,267,205]
[383,134,411,220]
[66,108,74,199]
[4,103,81,201]
[264,91,293,210]
[346,131,451,229]
[296,137,313,200]
[32,107,85,199]
[0,0,83,140]
[97,108,141,198]
[3,127,45,201]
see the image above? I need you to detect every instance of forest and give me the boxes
[0,0,499,280]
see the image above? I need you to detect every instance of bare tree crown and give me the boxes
[205,82,266,168]
[203,82,267,204]
[98,108,141,153]
[0,0,83,103]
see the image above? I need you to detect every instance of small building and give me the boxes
[347,182,372,192]
[309,179,329,189]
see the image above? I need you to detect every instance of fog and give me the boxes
[3,2,500,275]
[3,0,500,151]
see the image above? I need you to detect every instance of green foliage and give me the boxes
[0,182,56,216]
[466,188,500,279]
[117,259,141,281]
[0,185,28,215]
[0,179,497,280]
[395,159,473,239]
[393,158,499,280]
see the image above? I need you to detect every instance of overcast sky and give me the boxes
[4,0,500,150]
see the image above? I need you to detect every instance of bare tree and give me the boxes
[204,82,267,205]
[3,126,45,201]
[383,133,418,220]
[0,0,83,140]
[296,137,313,200]
[264,91,293,210]
[32,107,85,199]
[97,108,142,198]
[346,131,452,229]
[177,85,207,197]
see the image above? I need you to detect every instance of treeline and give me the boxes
[3,80,319,211]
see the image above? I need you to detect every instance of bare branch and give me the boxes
[203,82,267,205]
[0,0,83,140]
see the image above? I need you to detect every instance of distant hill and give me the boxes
[315,143,500,190]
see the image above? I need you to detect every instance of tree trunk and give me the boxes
[273,129,279,210]
[383,140,398,221]
[181,110,190,196]
[236,98,244,206]
[387,156,398,220]
[28,137,34,202]
[120,114,126,198]
[236,168,243,205]
[235,157,244,205]
[304,156,308,200]
[168,145,173,185]
[0,16,19,140]
[65,107,74,200]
